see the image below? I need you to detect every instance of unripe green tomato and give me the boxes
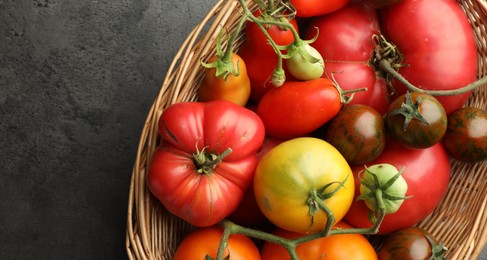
[359,163,408,214]
[286,43,324,81]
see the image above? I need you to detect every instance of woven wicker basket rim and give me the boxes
[126,1,487,259]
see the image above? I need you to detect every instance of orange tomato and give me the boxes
[199,53,251,107]
[173,226,261,260]
[261,222,378,260]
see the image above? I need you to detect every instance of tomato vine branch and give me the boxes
[379,58,487,96]
[213,180,389,260]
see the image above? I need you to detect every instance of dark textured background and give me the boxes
[1,0,486,259]
[1,0,216,259]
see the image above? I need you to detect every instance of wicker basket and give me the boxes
[126,0,487,259]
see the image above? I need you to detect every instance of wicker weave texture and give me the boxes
[126,1,487,259]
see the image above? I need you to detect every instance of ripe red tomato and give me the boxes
[260,222,378,259]
[380,0,478,115]
[239,10,299,102]
[199,53,251,106]
[257,78,342,139]
[147,100,265,227]
[344,138,451,234]
[291,0,351,17]
[309,0,478,115]
[173,226,261,260]
[324,104,386,165]
[442,107,487,162]
[307,1,391,115]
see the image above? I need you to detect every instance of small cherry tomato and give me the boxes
[385,92,447,149]
[173,226,261,260]
[324,104,386,165]
[442,107,487,162]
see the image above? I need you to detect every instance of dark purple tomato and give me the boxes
[378,227,447,260]
[442,107,487,162]
[324,104,386,165]
[385,92,447,149]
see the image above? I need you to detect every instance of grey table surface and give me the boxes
[0,0,485,259]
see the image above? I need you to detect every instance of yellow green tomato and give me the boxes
[253,137,355,234]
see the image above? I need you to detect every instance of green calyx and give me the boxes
[200,28,240,80]
[424,231,448,260]
[388,92,430,131]
[193,146,232,175]
[357,164,411,216]
[306,173,349,234]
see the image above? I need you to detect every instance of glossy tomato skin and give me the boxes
[228,136,285,227]
[380,0,478,115]
[442,107,487,162]
[291,0,351,17]
[254,137,355,234]
[378,227,444,260]
[173,226,261,260]
[385,92,447,149]
[261,222,378,260]
[308,0,391,115]
[239,10,299,102]
[257,78,342,139]
[344,139,450,234]
[148,100,265,227]
[361,0,403,8]
[199,53,251,106]
[324,104,386,165]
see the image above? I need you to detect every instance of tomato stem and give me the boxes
[388,92,430,131]
[237,0,305,86]
[215,225,231,260]
[193,147,232,175]
[212,172,396,260]
[214,185,389,260]
[379,59,487,96]
[328,72,368,104]
[217,220,300,260]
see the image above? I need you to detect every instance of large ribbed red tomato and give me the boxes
[147,100,265,227]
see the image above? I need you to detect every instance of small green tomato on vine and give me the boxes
[357,163,410,220]
[282,29,324,81]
